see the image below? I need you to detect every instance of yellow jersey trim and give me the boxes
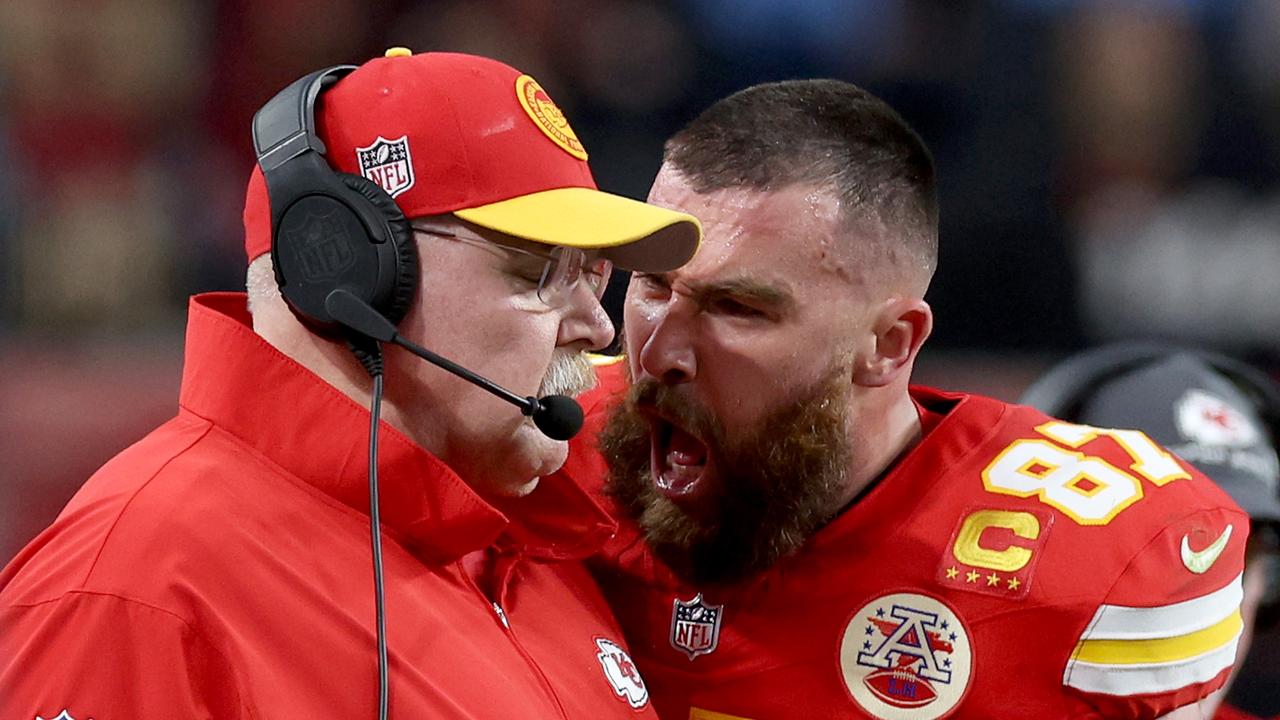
[1072,610,1242,665]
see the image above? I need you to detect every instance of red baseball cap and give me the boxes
[243,49,700,271]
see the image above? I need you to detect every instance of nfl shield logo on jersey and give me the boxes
[839,592,973,720]
[670,592,723,660]
[356,135,416,198]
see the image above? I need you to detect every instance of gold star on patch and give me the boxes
[986,572,1001,586]
[945,566,959,580]
[1007,577,1021,591]
[965,570,980,583]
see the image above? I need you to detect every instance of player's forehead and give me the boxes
[647,170,853,291]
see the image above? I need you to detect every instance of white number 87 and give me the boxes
[981,422,1189,525]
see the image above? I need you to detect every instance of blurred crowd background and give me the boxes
[2,0,1279,709]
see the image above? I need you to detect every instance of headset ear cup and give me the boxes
[338,174,419,326]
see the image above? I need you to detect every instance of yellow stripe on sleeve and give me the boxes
[1072,609,1243,665]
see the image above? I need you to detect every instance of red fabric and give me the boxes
[243,52,597,261]
[563,361,1249,719]
[0,294,654,719]
[914,393,946,435]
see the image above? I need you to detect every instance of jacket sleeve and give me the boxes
[1,590,248,719]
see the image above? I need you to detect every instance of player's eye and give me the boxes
[709,296,766,319]
[634,273,671,297]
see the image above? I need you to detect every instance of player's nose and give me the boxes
[637,308,696,385]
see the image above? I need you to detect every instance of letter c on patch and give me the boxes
[953,509,1040,572]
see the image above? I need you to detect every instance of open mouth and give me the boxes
[645,410,714,507]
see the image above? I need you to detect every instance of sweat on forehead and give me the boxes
[649,169,914,292]
[650,170,835,224]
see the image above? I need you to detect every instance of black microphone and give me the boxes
[325,289,585,440]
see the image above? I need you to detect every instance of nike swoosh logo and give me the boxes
[1181,524,1233,574]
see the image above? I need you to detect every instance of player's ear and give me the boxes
[852,297,932,388]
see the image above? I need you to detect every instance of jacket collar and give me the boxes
[178,293,615,564]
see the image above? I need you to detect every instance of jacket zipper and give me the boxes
[462,557,571,720]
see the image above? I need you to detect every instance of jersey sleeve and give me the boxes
[0,590,247,719]
[1063,504,1249,719]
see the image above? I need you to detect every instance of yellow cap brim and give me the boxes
[454,187,701,272]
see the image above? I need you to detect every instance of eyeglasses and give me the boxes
[411,221,612,308]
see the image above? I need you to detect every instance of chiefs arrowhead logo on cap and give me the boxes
[515,75,588,161]
[1176,389,1260,448]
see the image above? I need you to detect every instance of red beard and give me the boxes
[600,371,853,585]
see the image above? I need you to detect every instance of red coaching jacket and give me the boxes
[0,293,654,719]
[563,359,1249,720]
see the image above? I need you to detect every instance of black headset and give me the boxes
[252,66,419,334]
[1020,341,1280,445]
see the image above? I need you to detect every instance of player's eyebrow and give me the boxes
[685,276,797,314]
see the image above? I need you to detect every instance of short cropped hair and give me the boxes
[663,80,938,282]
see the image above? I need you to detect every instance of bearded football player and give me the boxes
[560,80,1248,720]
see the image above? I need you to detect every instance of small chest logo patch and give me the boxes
[37,712,92,720]
[670,592,723,660]
[595,637,649,709]
[839,592,973,719]
[356,135,415,198]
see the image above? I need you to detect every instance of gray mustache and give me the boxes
[538,352,598,398]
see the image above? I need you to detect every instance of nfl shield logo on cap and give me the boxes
[356,135,415,198]
[670,593,724,660]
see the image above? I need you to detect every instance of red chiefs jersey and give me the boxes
[561,359,1249,720]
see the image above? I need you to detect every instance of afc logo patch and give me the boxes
[356,135,415,198]
[670,592,723,660]
[839,592,973,719]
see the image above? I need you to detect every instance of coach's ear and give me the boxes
[852,297,932,387]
